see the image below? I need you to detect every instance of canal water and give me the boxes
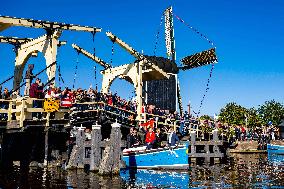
[0,154,283,188]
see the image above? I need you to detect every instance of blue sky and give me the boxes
[1,0,284,116]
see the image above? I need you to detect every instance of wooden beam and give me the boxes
[106,32,143,60]
[72,43,111,69]
[0,23,11,31]
[0,36,32,44]
[0,16,101,33]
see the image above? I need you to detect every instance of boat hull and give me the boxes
[122,144,189,169]
[267,144,284,155]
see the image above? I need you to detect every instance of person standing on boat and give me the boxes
[131,128,141,147]
[145,127,156,149]
[154,128,163,148]
[168,127,179,147]
[126,127,134,148]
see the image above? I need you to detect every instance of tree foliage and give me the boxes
[218,100,284,127]
[199,115,213,121]
[218,102,247,126]
[246,108,262,128]
[258,100,284,126]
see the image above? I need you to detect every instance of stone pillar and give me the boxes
[90,122,102,172]
[98,121,121,175]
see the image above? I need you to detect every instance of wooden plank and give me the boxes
[26,108,45,113]
[192,141,223,145]
[0,16,101,32]
[72,43,111,69]
[0,36,32,44]
[188,153,224,157]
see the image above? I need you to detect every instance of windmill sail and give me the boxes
[180,48,217,70]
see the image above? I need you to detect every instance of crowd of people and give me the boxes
[126,125,179,150]
[0,78,282,151]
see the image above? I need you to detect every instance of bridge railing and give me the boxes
[72,102,137,125]
[0,97,69,128]
[1,97,206,136]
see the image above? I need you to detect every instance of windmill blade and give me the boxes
[179,48,217,70]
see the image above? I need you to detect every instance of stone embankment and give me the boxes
[229,140,284,153]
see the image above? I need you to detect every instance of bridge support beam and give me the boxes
[13,30,61,91]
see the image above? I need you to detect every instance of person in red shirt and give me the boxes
[145,127,156,150]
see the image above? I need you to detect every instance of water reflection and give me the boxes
[121,154,284,188]
[0,154,282,188]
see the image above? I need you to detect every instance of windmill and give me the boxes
[144,6,218,115]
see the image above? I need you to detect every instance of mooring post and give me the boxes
[213,129,218,141]
[213,129,220,164]
[76,125,86,169]
[98,121,121,175]
[110,121,121,174]
[190,131,196,163]
[205,143,210,163]
[90,122,102,172]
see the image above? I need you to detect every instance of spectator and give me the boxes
[126,127,134,148]
[145,127,155,150]
[154,128,163,148]
[168,127,179,147]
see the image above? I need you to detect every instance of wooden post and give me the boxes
[213,129,218,141]
[90,122,102,172]
[110,121,121,174]
[76,126,86,169]
[19,99,25,128]
[190,131,196,154]
[43,128,49,167]
[204,144,210,163]
[190,131,196,164]
[7,100,12,121]
[98,121,121,175]
[66,125,86,169]
[46,112,50,127]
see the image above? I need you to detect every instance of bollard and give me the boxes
[98,121,121,175]
[190,131,196,154]
[67,125,86,169]
[76,125,86,168]
[213,129,218,141]
[90,122,102,172]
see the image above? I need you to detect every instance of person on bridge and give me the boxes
[0,88,10,120]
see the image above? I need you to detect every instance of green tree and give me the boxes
[218,102,247,126]
[199,115,213,121]
[246,108,262,128]
[258,100,284,126]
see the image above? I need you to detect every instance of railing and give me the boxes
[1,97,208,137]
[0,97,68,128]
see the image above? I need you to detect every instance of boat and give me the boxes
[267,144,284,155]
[122,142,190,169]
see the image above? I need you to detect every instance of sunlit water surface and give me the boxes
[0,154,283,188]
